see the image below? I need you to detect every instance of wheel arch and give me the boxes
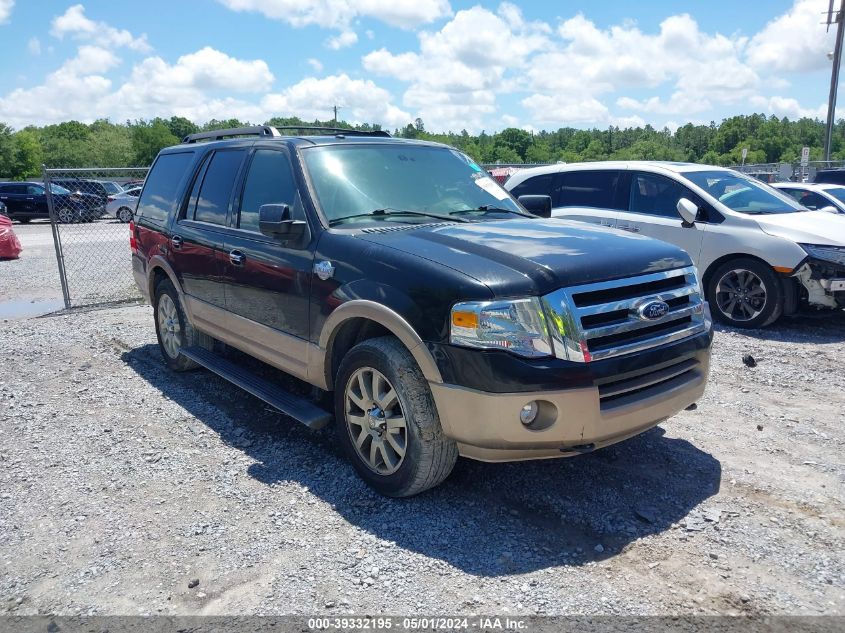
[147,256,186,307]
[701,252,780,292]
[319,300,443,391]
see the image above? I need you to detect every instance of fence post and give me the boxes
[42,165,72,309]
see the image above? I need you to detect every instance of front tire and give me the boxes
[56,207,76,224]
[707,258,783,328]
[334,336,458,497]
[153,279,202,371]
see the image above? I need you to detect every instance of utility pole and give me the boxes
[332,105,344,125]
[824,0,844,161]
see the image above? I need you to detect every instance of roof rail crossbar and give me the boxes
[182,126,282,144]
[273,126,391,138]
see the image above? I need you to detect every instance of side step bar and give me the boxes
[180,346,332,430]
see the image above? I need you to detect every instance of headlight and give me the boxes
[450,297,553,358]
[800,244,845,267]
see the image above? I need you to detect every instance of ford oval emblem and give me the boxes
[637,300,670,321]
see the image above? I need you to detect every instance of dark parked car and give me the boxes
[0,181,89,223]
[51,178,108,220]
[814,168,845,185]
[132,126,712,497]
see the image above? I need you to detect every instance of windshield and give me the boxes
[50,184,71,194]
[682,170,804,215]
[301,144,522,224]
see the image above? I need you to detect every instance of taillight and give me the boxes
[108,196,115,202]
[129,221,137,254]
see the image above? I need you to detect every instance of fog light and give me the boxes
[519,401,539,426]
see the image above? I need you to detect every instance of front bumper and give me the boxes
[429,347,710,462]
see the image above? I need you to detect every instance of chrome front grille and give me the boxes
[542,266,710,363]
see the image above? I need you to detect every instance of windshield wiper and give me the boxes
[329,208,468,226]
[450,205,533,218]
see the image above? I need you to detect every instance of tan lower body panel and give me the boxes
[184,296,328,389]
[430,356,709,462]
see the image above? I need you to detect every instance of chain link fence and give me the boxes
[42,166,149,309]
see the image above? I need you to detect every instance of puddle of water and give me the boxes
[0,298,66,319]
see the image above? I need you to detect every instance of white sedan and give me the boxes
[107,186,141,222]
[771,182,845,214]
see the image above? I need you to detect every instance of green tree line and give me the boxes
[1,113,843,180]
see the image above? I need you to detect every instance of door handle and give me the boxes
[170,235,183,249]
[229,250,246,266]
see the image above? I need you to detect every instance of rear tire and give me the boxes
[334,336,458,497]
[706,258,783,328]
[153,279,203,371]
[118,207,133,223]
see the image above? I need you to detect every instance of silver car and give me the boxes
[107,186,141,223]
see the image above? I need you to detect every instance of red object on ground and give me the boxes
[0,215,22,259]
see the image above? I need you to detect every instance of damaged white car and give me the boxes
[506,162,845,328]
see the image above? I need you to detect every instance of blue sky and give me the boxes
[0,1,839,133]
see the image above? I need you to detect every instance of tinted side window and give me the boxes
[194,150,246,225]
[26,185,44,195]
[3,184,26,194]
[629,172,691,217]
[136,152,195,223]
[239,150,297,232]
[509,173,555,199]
[790,190,828,210]
[559,171,623,209]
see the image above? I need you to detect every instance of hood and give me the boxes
[355,218,691,296]
[755,211,845,247]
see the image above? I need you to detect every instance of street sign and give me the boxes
[801,146,810,166]
[741,148,748,161]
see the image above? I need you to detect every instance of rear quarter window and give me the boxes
[509,173,556,199]
[136,152,195,224]
[559,170,624,209]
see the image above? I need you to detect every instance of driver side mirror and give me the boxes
[676,198,698,226]
[518,195,552,218]
[259,204,308,242]
[819,205,840,214]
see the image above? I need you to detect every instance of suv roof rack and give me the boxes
[181,125,391,144]
[274,126,391,138]
[182,126,282,144]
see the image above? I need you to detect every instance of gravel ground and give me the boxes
[0,301,843,617]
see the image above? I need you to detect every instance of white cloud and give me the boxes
[217,0,451,29]
[307,58,324,72]
[28,37,41,56]
[0,0,13,24]
[262,74,409,128]
[0,46,116,127]
[746,0,836,72]
[51,4,151,52]
[364,4,549,131]
[326,30,358,50]
[749,95,828,119]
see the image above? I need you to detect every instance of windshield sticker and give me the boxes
[474,176,509,200]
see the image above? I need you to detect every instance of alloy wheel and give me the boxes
[157,294,182,359]
[344,367,407,475]
[715,268,767,322]
[57,207,75,224]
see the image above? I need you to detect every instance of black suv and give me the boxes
[0,181,90,223]
[132,126,713,497]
